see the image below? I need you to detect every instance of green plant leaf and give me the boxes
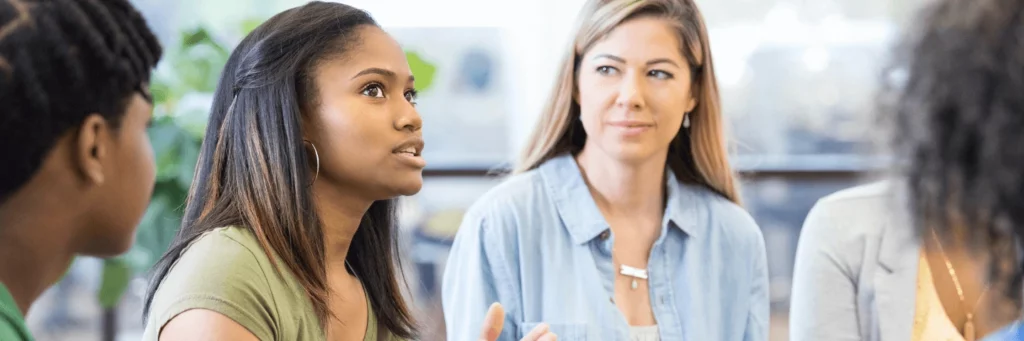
[148,118,179,156]
[406,50,437,93]
[97,257,132,308]
[133,193,182,272]
[150,78,173,105]
[241,18,264,35]
[177,137,200,188]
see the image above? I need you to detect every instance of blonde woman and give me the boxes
[442,0,769,340]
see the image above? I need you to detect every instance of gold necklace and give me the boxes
[929,229,991,341]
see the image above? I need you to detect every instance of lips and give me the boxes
[396,146,418,156]
[607,120,654,137]
[392,137,427,169]
[392,137,424,157]
[608,121,654,128]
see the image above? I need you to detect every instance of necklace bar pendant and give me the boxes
[619,264,649,279]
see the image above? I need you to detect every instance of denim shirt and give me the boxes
[442,154,769,341]
[983,321,1024,341]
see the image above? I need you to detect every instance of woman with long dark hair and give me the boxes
[142,2,556,340]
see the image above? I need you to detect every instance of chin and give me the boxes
[603,144,661,164]
[393,174,424,196]
[80,231,136,258]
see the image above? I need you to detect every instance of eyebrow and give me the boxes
[351,67,416,83]
[592,54,626,63]
[592,54,681,67]
[646,58,680,67]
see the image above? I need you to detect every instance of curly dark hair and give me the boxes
[886,0,1024,313]
[0,0,162,202]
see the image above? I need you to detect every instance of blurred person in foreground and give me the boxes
[141,2,554,341]
[0,0,163,340]
[791,0,1024,340]
[443,0,768,340]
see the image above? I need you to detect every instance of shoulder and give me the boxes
[151,226,275,299]
[461,169,552,230]
[793,180,903,275]
[801,180,896,243]
[709,189,760,234]
[470,170,549,215]
[174,226,272,276]
[147,226,281,340]
[685,183,762,246]
[451,168,565,260]
[815,180,893,210]
[193,225,264,250]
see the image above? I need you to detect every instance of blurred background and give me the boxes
[23,0,929,340]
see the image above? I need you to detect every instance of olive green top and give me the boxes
[143,226,379,341]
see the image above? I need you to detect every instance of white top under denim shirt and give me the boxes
[442,154,769,341]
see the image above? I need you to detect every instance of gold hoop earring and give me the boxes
[303,140,319,185]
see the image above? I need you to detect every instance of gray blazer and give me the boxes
[789,181,921,341]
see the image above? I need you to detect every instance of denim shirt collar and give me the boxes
[538,153,700,245]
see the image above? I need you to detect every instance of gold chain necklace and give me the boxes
[929,229,991,341]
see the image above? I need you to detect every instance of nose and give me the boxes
[394,101,423,132]
[615,72,646,111]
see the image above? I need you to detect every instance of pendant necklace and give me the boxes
[930,229,990,341]
[619,264,648,290]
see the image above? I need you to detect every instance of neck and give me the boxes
[575,146,667,223]
[924,229,1019,335]
[0,190,79,315]
[312,181,372,277]
[927,229,992,288]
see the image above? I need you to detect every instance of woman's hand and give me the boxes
[478,303,557,341]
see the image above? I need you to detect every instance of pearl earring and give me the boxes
[683,114,691,128]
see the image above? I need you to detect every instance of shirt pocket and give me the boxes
[520,322,588,340]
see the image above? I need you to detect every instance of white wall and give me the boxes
[141,0,915,166]
[342,0,588,161]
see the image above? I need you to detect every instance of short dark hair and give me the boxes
[887,0,1024,309]
[0,0,163,201]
